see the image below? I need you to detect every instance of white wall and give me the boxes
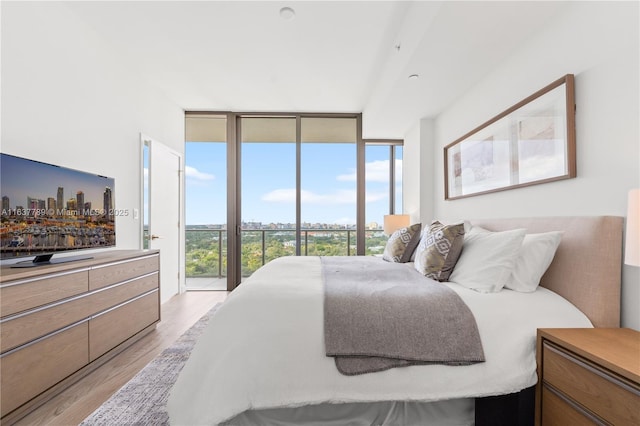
[406,2,640,329]
[403,119,435,224]
[1,3,185,301]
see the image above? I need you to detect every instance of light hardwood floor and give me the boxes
[11,291,228,426]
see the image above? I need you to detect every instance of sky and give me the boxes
[184,142,402,226]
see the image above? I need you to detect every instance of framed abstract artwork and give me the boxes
[444,74,576,200]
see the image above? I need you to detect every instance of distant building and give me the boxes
[2,196,9,213]
[57,187,64,215]
[76,191,84,215]
[48,197,56,213]
[27,196,46,216]
[103,187,113,220]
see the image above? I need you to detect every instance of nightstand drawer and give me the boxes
[543,342,640,425]
[541,385,599,425]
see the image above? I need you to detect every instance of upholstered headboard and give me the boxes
[470,216,623,328]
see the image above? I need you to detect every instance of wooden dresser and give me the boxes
[0,250,160,424]
[536,328,640,425]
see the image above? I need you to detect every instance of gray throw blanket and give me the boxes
[322,257,485,375]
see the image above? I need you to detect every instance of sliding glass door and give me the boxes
[184,114,227,290]
[239,117,297,278]
[238,115,360,279]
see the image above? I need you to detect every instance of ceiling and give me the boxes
[65,1,568,139]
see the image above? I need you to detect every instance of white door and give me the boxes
[142,134,183,303]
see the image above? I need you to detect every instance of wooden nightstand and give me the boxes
[536,328,640,425]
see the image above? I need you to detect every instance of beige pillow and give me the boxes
[382,223,422,263]
[414,221,465,281]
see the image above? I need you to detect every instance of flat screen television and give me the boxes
[1,153,116,267]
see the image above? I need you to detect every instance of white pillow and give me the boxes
[505,231,563,292]
[449,227,526,293]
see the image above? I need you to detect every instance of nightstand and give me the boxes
[536,328,640,425]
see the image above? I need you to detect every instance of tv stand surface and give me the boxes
[11,253,94,268]
[0,249,161,424]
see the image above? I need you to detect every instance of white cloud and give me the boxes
[336,159,403,183]
[262,188,387,204]
[365,191,388,203]
[261,189,296,202]
[185,166,215,181]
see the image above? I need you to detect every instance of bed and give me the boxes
[167,216,623,426]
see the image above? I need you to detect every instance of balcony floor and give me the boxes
[186,277,227,291]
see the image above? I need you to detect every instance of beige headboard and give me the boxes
[470,216,623,328]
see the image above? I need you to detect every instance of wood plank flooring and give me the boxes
[10,291,228,426]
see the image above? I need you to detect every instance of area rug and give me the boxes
[80,303,221,425]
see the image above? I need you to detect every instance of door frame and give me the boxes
[140,133,186,295]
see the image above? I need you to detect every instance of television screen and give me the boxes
[1,153,116,263]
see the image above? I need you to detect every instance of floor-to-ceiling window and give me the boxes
[184,114,227,290]
[300,117,358,257]
[364,140,404,255]
[185,112,403,290]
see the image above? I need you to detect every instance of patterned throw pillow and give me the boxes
[382,223,422,263]
[414,221,465,281]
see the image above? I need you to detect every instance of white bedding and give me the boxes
[167,256,592,425]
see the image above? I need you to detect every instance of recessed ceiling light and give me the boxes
[280,7,296,20]
[408,74,419,80]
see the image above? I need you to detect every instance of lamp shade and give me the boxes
[383,214,410,235]
[625,188,640,266]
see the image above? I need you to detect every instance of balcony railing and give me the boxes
[185,228,386,279]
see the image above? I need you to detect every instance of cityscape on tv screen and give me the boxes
[1,154,115,259]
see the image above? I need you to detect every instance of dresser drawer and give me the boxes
[0,270,88,318]
[0,321,89,417]
[89,290,160,361]
[86,272,159,314]
[89,255,159,290]
[542,342,640,425]
[0,294,93,353]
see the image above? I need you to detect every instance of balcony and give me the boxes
[185,228,386,289]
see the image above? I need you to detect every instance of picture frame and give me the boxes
[444,74,576,200]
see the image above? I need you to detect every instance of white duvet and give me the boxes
[167,256,592,425]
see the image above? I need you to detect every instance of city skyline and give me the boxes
[1,154,114,216]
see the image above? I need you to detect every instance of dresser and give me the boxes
[536,328,640,425]
[0,250,160,424]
